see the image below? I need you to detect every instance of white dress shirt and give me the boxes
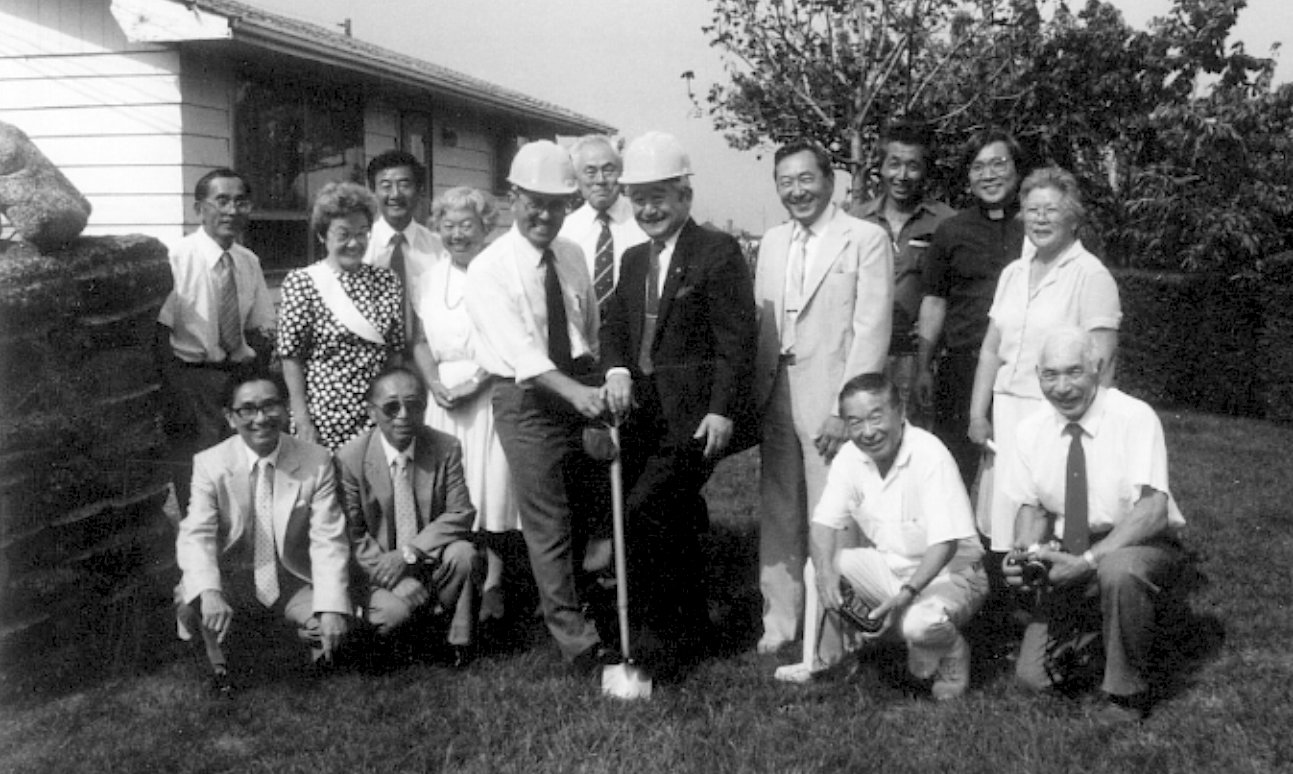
[1003,387,1186,539]
[158,228,274,364]
[558,195,648,286]
[364,218,445,309]
[465,227,598,382]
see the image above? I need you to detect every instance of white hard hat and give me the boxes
[507,140,578,195]
[619,131,692,185]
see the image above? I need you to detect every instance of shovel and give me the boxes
[774,558,821,683]
[598,423,652,699]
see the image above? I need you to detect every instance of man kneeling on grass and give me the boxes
[1001,327,1186,723]
[334,367,479,668]
[175,369,351,698]
[810,372,988,700]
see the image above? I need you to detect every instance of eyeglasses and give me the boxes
[204,196,253,213]
[969,157,1012,177]
[581,164,620,182]
[374,397,428,418]
[1024,206,1065,221]
[327,227,371,244]
[230,400,286,420]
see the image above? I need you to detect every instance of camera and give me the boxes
[1006,540,1063,586]
[1008,555,1051,586]
[836,579,884,634]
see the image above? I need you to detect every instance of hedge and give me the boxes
[1113,262,1293,422]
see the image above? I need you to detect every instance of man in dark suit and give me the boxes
[601,131,758,678]
[334,367,479,666]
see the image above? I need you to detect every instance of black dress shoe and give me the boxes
[206,669,235,700]
[570,644,621,676]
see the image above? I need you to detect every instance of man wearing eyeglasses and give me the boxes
[559,135,648,316]
[917,128,1026,488]
[175,370,351,698]
[158,168,275,514]
[334,367,479,666]
[466,140,616,675]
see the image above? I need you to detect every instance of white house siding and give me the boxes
[0,0,222,244]
[429,121,495,200]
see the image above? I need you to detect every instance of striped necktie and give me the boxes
[593,212,615,314]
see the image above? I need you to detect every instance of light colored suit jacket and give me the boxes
[333,426,476,584]
[175,434,351,615]
[754,206,894,427]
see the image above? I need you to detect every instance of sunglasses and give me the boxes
[374,397,427,418]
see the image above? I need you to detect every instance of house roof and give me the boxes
[188,0,613,135]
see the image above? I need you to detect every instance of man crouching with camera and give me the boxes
[1001,327,1186,723]
[811,372,989,700]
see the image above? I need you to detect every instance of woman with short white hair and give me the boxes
[968,166,1121,552]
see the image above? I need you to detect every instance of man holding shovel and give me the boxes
[600,131,758,682]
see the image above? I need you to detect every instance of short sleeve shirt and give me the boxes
[989,240,1122,399]
[1002,388,1186,538]
[813,424,984,576]
[922,203,1025,353]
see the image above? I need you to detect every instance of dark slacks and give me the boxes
[491,380,601,661]
[932,350,982,488]
[617,377,713,671]
[1015,540,1182,698]
[360,539,478,646]
[163,362,235,516]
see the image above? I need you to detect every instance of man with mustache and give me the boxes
[364,149,444,350]
[752,139,893,659]
[601,131,758,679]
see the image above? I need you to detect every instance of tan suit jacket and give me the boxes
[754,206,894,427]
[175,434,351,615]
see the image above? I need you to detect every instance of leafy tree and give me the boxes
[702,0,1291,271]
[700,0,1045,197]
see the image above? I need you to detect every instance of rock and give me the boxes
[0,121,92,250]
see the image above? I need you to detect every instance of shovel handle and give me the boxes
[609,424,632,661]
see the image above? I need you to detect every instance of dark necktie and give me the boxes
[593,212,615,314]
[1063,422,1090,552]
[637,240,664,375]
[543,249,573,374]
[389,233,411,341]
[214,251,244,360]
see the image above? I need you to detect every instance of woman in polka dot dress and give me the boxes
[278,181,404,450]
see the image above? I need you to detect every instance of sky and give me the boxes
[249,0,1292,235]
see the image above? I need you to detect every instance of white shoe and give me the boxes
[930,632,970,701]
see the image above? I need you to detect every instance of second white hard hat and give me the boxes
[507,140,578,195]
[619,131,692,185]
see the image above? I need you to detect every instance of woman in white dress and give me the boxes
[967,167,1121,552]
[411,187,517,622]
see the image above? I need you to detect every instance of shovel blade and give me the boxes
[601,663,652,699]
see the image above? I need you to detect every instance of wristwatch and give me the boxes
[402,545,422,565]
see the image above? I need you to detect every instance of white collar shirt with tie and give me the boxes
[365,217,445,309]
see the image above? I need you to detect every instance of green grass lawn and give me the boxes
[2,409,1291,773]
